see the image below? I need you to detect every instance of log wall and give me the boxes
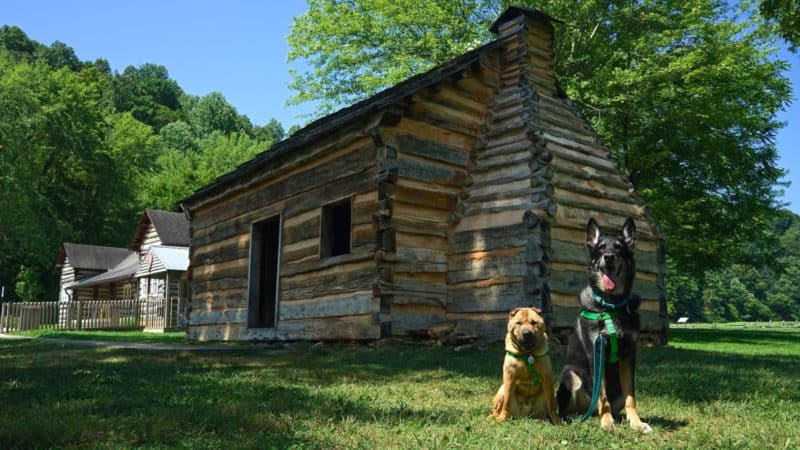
[186,118,384,341]
[373,65,496,336]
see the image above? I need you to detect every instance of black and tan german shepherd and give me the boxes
[556,217,652,433]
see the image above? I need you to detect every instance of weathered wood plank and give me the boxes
[387,133,470,167]
[390,304,447,335]
[188,313,380,341]
[280,292,378,320]
[447,248,525,284]
[447,279,526,313]
[280,262,375,300]
[450,222,530,253]
[396,154,467,187]
[394,185,459,211]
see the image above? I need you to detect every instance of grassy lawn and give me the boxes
[12,329,190,344]
[1,327,798,449]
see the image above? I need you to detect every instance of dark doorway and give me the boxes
[248,215,280,328]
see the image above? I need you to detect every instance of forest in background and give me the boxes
[2,0,800,323]
[0,26,290,301]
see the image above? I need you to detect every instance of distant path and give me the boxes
[0,333,237,351]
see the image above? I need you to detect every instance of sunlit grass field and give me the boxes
[1,326,798,449]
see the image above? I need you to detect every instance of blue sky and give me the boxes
[3,0,798,213]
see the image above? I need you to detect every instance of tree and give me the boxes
[111,64,184,130]
[760,0,800,50]
[252,118,285,144]
[287,0,498,114]
[287,0,792,273]
[186,92,252,136]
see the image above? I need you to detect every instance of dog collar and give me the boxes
[505,350,548,385]
[591,288,629,310]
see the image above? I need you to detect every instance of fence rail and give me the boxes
[0,297,187,333]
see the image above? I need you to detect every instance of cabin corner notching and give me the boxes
[180,6,667,344]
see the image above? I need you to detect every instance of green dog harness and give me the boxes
[505,350,549,385]
[579,309,622,364]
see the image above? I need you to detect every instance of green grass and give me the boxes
[1,327,798,449]
[12,329,190,344]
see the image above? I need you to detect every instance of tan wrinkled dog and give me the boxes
[491,307,561,423]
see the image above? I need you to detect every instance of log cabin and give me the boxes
[56,243,137,302]
[57,209,190,302]
[180,6,667,344]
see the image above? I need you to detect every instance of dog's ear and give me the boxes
[586,218,601,249]
[622,218,637,249]
[531,306,543,315]
[509,307,521,318]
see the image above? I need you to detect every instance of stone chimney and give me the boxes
[489,6,559,96]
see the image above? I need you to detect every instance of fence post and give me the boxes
[76,300,83,330]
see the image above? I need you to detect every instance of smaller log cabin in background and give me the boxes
[180,6,667,345]
[56,209,190,303]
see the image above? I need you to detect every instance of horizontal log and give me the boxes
[283,215,320,246]
[280,292,377,320]
[392,216,448,238]
[387,133,470,167]
[192,277,247,295]
[396,154,467,186]
[189,313,380,341]
[453,209,528,233]
[189,308,247,325]
[554,186,644,218]
[394,184,459,211]
[192,257,248,280]
[396,231,448,252]
[447,280,526,313]
[409,99,482,133]
[379,277,446,296]
[281,252,374,278]
[450,222,530,253]
[379,248,447,273]
[191,291,247,312]
[280,262,375,300]
[447,250,525,284]
[393,200,452,223]
[387,118,475,151]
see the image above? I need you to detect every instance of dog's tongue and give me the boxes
[602,271,617,291]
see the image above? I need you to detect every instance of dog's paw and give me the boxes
[632,421,652,434]
[600,415,615,431]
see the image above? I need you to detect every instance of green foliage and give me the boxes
[13,266,43,300]
[0,28,286,301]
[111,63,184,130]
[760,0,800,50]
[669,211,800,322]
[186,91,252,136]
[287,0,498,114]
[140,131,274,210]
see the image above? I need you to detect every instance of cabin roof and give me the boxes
[180,37,505,207]
[135,245,189,277]
[56,243,135,271]
[129,209,190,250]
[69,252,139,289]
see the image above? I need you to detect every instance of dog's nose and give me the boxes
[522,329,534,338]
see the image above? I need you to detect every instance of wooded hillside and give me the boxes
[0,26,288,301]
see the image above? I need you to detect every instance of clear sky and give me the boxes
[2,0,798,213]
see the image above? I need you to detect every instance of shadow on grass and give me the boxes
[0,340,474,448]
[2,327,799,448]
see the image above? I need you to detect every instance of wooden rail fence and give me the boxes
[0,298,187,333]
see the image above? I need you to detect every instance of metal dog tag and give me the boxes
[528,355,535,364]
